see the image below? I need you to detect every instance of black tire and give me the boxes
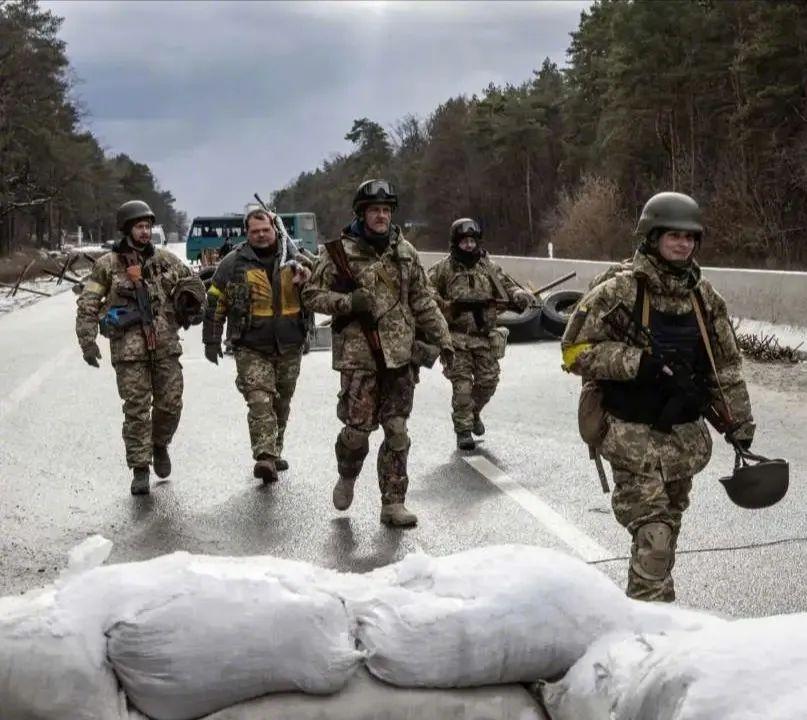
[497,307,557,343]
[540,290,583,337]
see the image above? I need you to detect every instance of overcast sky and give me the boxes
[44,0,590,221]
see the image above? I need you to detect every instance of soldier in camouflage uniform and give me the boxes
[76,200,205,495]
[428,218,538,450]
[301,179,452,527]
[561,192,755,602]
[202,207,311,484]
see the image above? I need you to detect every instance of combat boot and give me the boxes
[332,477,356,511]
[472,414,485,436]
[381,503,418,527]
[253,455,278,484]
[456,431,476,450]
[131,467,150,496]
[276,458,289,472]
[152,445,171,479]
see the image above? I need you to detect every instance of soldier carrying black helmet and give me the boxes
[75,200,205,495]
[560,191,756,603]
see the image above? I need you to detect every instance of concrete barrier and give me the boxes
[420,252,807,327]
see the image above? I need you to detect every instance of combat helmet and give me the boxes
[719,442,789,509]
[352,179,398,214]
[635,192,703,237]
[450,218,482,245]
[117,200,156,232]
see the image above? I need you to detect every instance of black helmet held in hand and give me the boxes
[352,179,398,214]
[719,443,789,509]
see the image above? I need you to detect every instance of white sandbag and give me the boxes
[540,632,672,720]
[202,667,547,720]
[616,613,807,720]
[107,555,365,720]
[0,536,126,720]
[353,545,633,687]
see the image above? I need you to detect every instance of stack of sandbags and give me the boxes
[543,613,807,720]
[0,538,367,720]
[350,545,719,688]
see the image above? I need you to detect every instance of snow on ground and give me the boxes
[0,278,71,315]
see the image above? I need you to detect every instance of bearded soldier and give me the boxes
[561,192,755,602]
[202,207,311,483]
[76,200,205,495]
[428,218,538,450]
[301,179,452,527]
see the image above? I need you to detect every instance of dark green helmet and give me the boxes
[116,200,156,232]
[719,446,789,509]
[635,192,703,237]
[450,218,482,244]
[352,179,398,214]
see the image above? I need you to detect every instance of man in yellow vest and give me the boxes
[203,207,310,483]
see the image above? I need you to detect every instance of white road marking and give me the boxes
[464,455,613,562]
[0,346,72,424]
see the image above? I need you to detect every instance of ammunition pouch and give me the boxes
[227,282,251,341]
[578,379,609,447]
[99,305,142,339]
[489,327,509,359]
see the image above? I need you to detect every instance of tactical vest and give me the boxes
[601,279,708,427]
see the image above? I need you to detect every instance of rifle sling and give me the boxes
[691,289,732,416]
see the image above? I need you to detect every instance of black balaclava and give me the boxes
[450,236,483,268]
[351,214,390,254]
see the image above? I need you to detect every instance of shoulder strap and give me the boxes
[691,289,731,411]
[632,276,650,327]
[481,259,510,301]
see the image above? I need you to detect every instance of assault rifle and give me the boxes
[602,302,734,436]
[122,255,158,358]
[323,237,386,371]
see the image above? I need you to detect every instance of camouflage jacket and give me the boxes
[428,254,524,350]
[301,225,451,371]
[561,251,754,478]
[76,242,199,363]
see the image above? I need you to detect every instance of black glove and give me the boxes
[82,342,101,368]
[350,288,373,315]
[635,352,668,384]
[175,292,203,329]
[440,347,455,370]
[204,343,223,365]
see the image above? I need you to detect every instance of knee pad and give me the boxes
[340,426,370,452]
[246,389,273,405]
[632,522,674,581]
[383,417,409,452]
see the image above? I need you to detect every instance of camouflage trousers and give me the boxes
[442,343,500,432]
[113,356,183,468]
[234,346,302,460]
[335,366,416,505]
[611,465,692,602]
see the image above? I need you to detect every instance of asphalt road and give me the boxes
[2,289,806,619]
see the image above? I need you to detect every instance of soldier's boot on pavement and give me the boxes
[332,477,356,511]
[380,503,418,527]
[275,458,289,471]
[131,467,150,496]
[253,455,278,484]
[152,445,171,479]
[472,414,485,436]
[456,431,476,450]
